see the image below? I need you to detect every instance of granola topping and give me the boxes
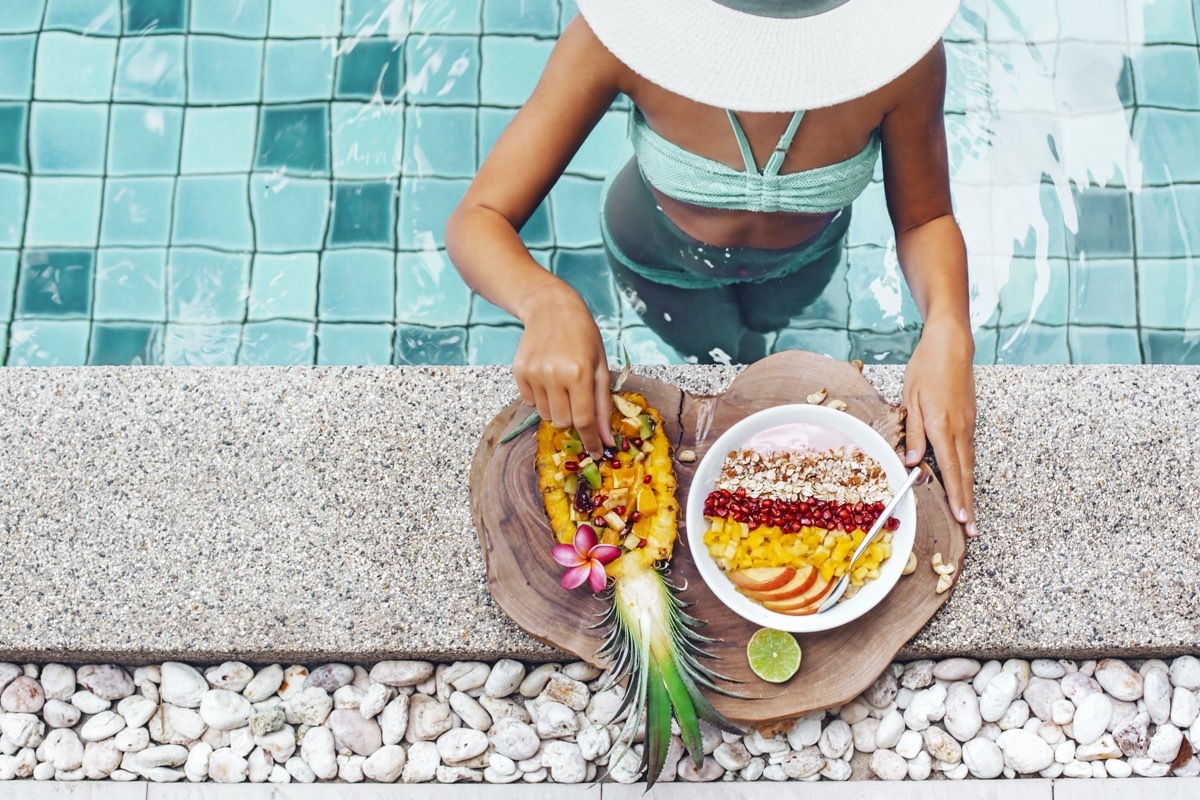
[714,447,890,506]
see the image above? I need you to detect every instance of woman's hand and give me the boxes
[513,284,616,459]
[903,317,977,536]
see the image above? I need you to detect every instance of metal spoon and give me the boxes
[816,466,924,614]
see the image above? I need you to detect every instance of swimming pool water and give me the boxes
[0,0,1197,366]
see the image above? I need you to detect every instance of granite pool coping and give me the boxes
[0,364,1197,665]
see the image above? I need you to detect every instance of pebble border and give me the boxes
[0,657,1197,784]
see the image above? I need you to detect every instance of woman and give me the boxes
[446,0,978,536]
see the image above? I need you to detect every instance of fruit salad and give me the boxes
[701,422,898,616]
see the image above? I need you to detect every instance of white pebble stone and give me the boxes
[542,740,587,783]
[1095,659,1143,702]
[1062,759,1092,778]
[117,695,157,729]
[997,700,1030,731]
[900,660,934,690]
[996,728,1053,773]
[1074,692,1113,745]
[337,754,366,783]
[1076,733,1122,761]
[535,701,577,739]
[248,747,274,783]
[36,729,84,771]
[115,727,149,753]
[33,762,55,780]
[980,671,1019,723]
[838,699,870,725]
[944,681,982,742]
[923,726,962,764]
[762,763,787,781]
[332,684,365,710]
[437,728,488,763]
[820,757,851,781]
[906,750,932,781]
[208,748,248,784]
[205,663,253,693]
[519,664,560,698]
[713,741,751,771]
[1023,676,1065,721]
[1003,660,1032,695]
[933,658,981,681]
[81,710,126,742]
[1037,721,1063,745]
[42,699,81,729]
[1110,699,1140,732]
[903,683,947,732]
[1039,761,1064,778]
[242,665,284,703]
[268,765,290,783]
[1144,667,1172,725]
[449,691,492,732]
[160,663,208,709]
[488,718,540,761]
[200,689,253,731]
[1032,659,1066,679]
[1062,671,1103,704]
[1147,723,1183,763]
[1172,688,1199,728]
[228,727,255,758]
[1174,756,1200,777]
[875,710,905,750]
[819,719,852,759]
[40,665,76,701]
[1106,757,1133,778]
[786,712,823,749]
[521,767,549,783]
[894,687,914,710]
[973,660,1003,694]
[184,742,212,782]
[1170,656,1200,690]
[585,686,624,727]
[379,694,409,745]
[405,695,452,742]
[1055,739,1076,763]
[1130,757,1171,777]
[780,746,824,779]
[278,667,310,701]
[482,660,524,698]
[741,757,765,781]
[1051,698,1075,725]
[538,673,589,711]
[300,727,337,780]
[1093,760,1109,778]
[862,670,899,708]
[145,767,185,782]
[363,744,406,783]
[70,690,110,715]
[747,727,787,754]
[869,749,907,781]
[895,729,923,759]
[357,683,389,721]
[284,756,316,784]
[945,761,969,780]
[980,721,1002,741]
[962,737,1004,778]
[254,725,296,764]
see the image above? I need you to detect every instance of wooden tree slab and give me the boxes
[469,350,966,725]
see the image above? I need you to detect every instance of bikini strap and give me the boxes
[726,109,806,176]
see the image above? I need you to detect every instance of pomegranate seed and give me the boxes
[631,437,643,448]
[638,538,647,548]
[789,521,801,532]
[643,475,652,484]
[761,499,774,509]
[715,508,728,518]
[593,516,606,527]
[614,505,627,516]
[564,461,579,472]
[735,487,746,498]
[800,517,812,526]
[748,520,759,530]
[631,511,641,522]
[610,460,621,469]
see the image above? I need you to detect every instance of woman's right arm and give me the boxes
[446,18,624,457]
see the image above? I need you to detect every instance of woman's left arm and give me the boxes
[880,41,978,536]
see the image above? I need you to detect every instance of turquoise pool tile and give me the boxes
[44,0,120,35]
[25,177,102,248]
[483,0,559,35]
[1137,259,1200,329]
[190,0,269,36]
[397,177,469,249]
[0,104,27,169]
[1070,259,1137,326]
[477,107,516,163]
[30,102,108,175]
[1069,188,1133,256]
[521,201,553,248]
[318,249,394,322]
[773,327,852,361]
[248,253,318,320]
[264,40,336,103]
[467,324,522,364]
[849,330,920,365]
[0,252,15,319]
[1141,329,1200,364]
[257,105,330,175]
[1,1,46,32]
[1131,0,1197,44]
[395,250,472,326]
[1134,186,1200,258]
[847,182,892,249]
[1133,46,1200,109]
[0,175,25,247]
[480,36,554,107]
[998,257,1069,326]
[1135,109,1200,185]
[615,325,681,365]
[239,320,315,365]
[406,35,479,105]
[995,323,1070,365]
[783,251,850,330]
[337,38,404,100]
[187,37,263,104]
[567,110,629,178]
[107,105,182,175]
[404,106,476,178]
[847,247,920,331]
[269,0,342,37]
[125,0,186,32]
[328,181,395,247]
[168,248,249,323]
[1013,183,1069,259]
[89,323,163,365]
[549,177,602,247]
[0,35,36,99]
[249,175,330,252]
[164,323,241,365]
[317,322,393,364]
[411,0,482,34]
[181,107,257,173]
[114,35,184,102]
[331,101,403,179]
[1069,326,1142,365]
[16,250,93,318]
[6,320,90,365]
[100,177,174,246]
[394,325,468,365]
[470,293,517,325]
[343,0,405,35]
[172,176,254,249]
[972,326,999,366]
[34,31,116,101]
[553,249,619,322]
[94,249,167,321]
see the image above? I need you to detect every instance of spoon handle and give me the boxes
[816,466,923,614]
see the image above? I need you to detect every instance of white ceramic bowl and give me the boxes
[685,404,916,633]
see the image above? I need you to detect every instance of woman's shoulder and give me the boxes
[555,15,636,94]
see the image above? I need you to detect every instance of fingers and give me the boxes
[594,365,616,449]
[904,393,927,467]
[547,386,573,432]
[958,437,978,536]
[570,380,603,459]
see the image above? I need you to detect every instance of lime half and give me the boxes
[747,628,802,683]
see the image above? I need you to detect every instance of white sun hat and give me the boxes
[575,0,961,112]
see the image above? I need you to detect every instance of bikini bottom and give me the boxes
[599,157,850,364]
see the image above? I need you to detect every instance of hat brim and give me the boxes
[576,0,961,112]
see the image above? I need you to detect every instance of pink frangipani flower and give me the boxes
[552,524,620,593]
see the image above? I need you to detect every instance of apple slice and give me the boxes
[726,567,794,592]
[740,565,817,601]
[760,573,832,613]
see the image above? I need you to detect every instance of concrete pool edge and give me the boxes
[0,363,1197,664]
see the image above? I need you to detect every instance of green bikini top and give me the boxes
[629,106,880,214]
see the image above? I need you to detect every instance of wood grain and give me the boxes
[469,350,966,724]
